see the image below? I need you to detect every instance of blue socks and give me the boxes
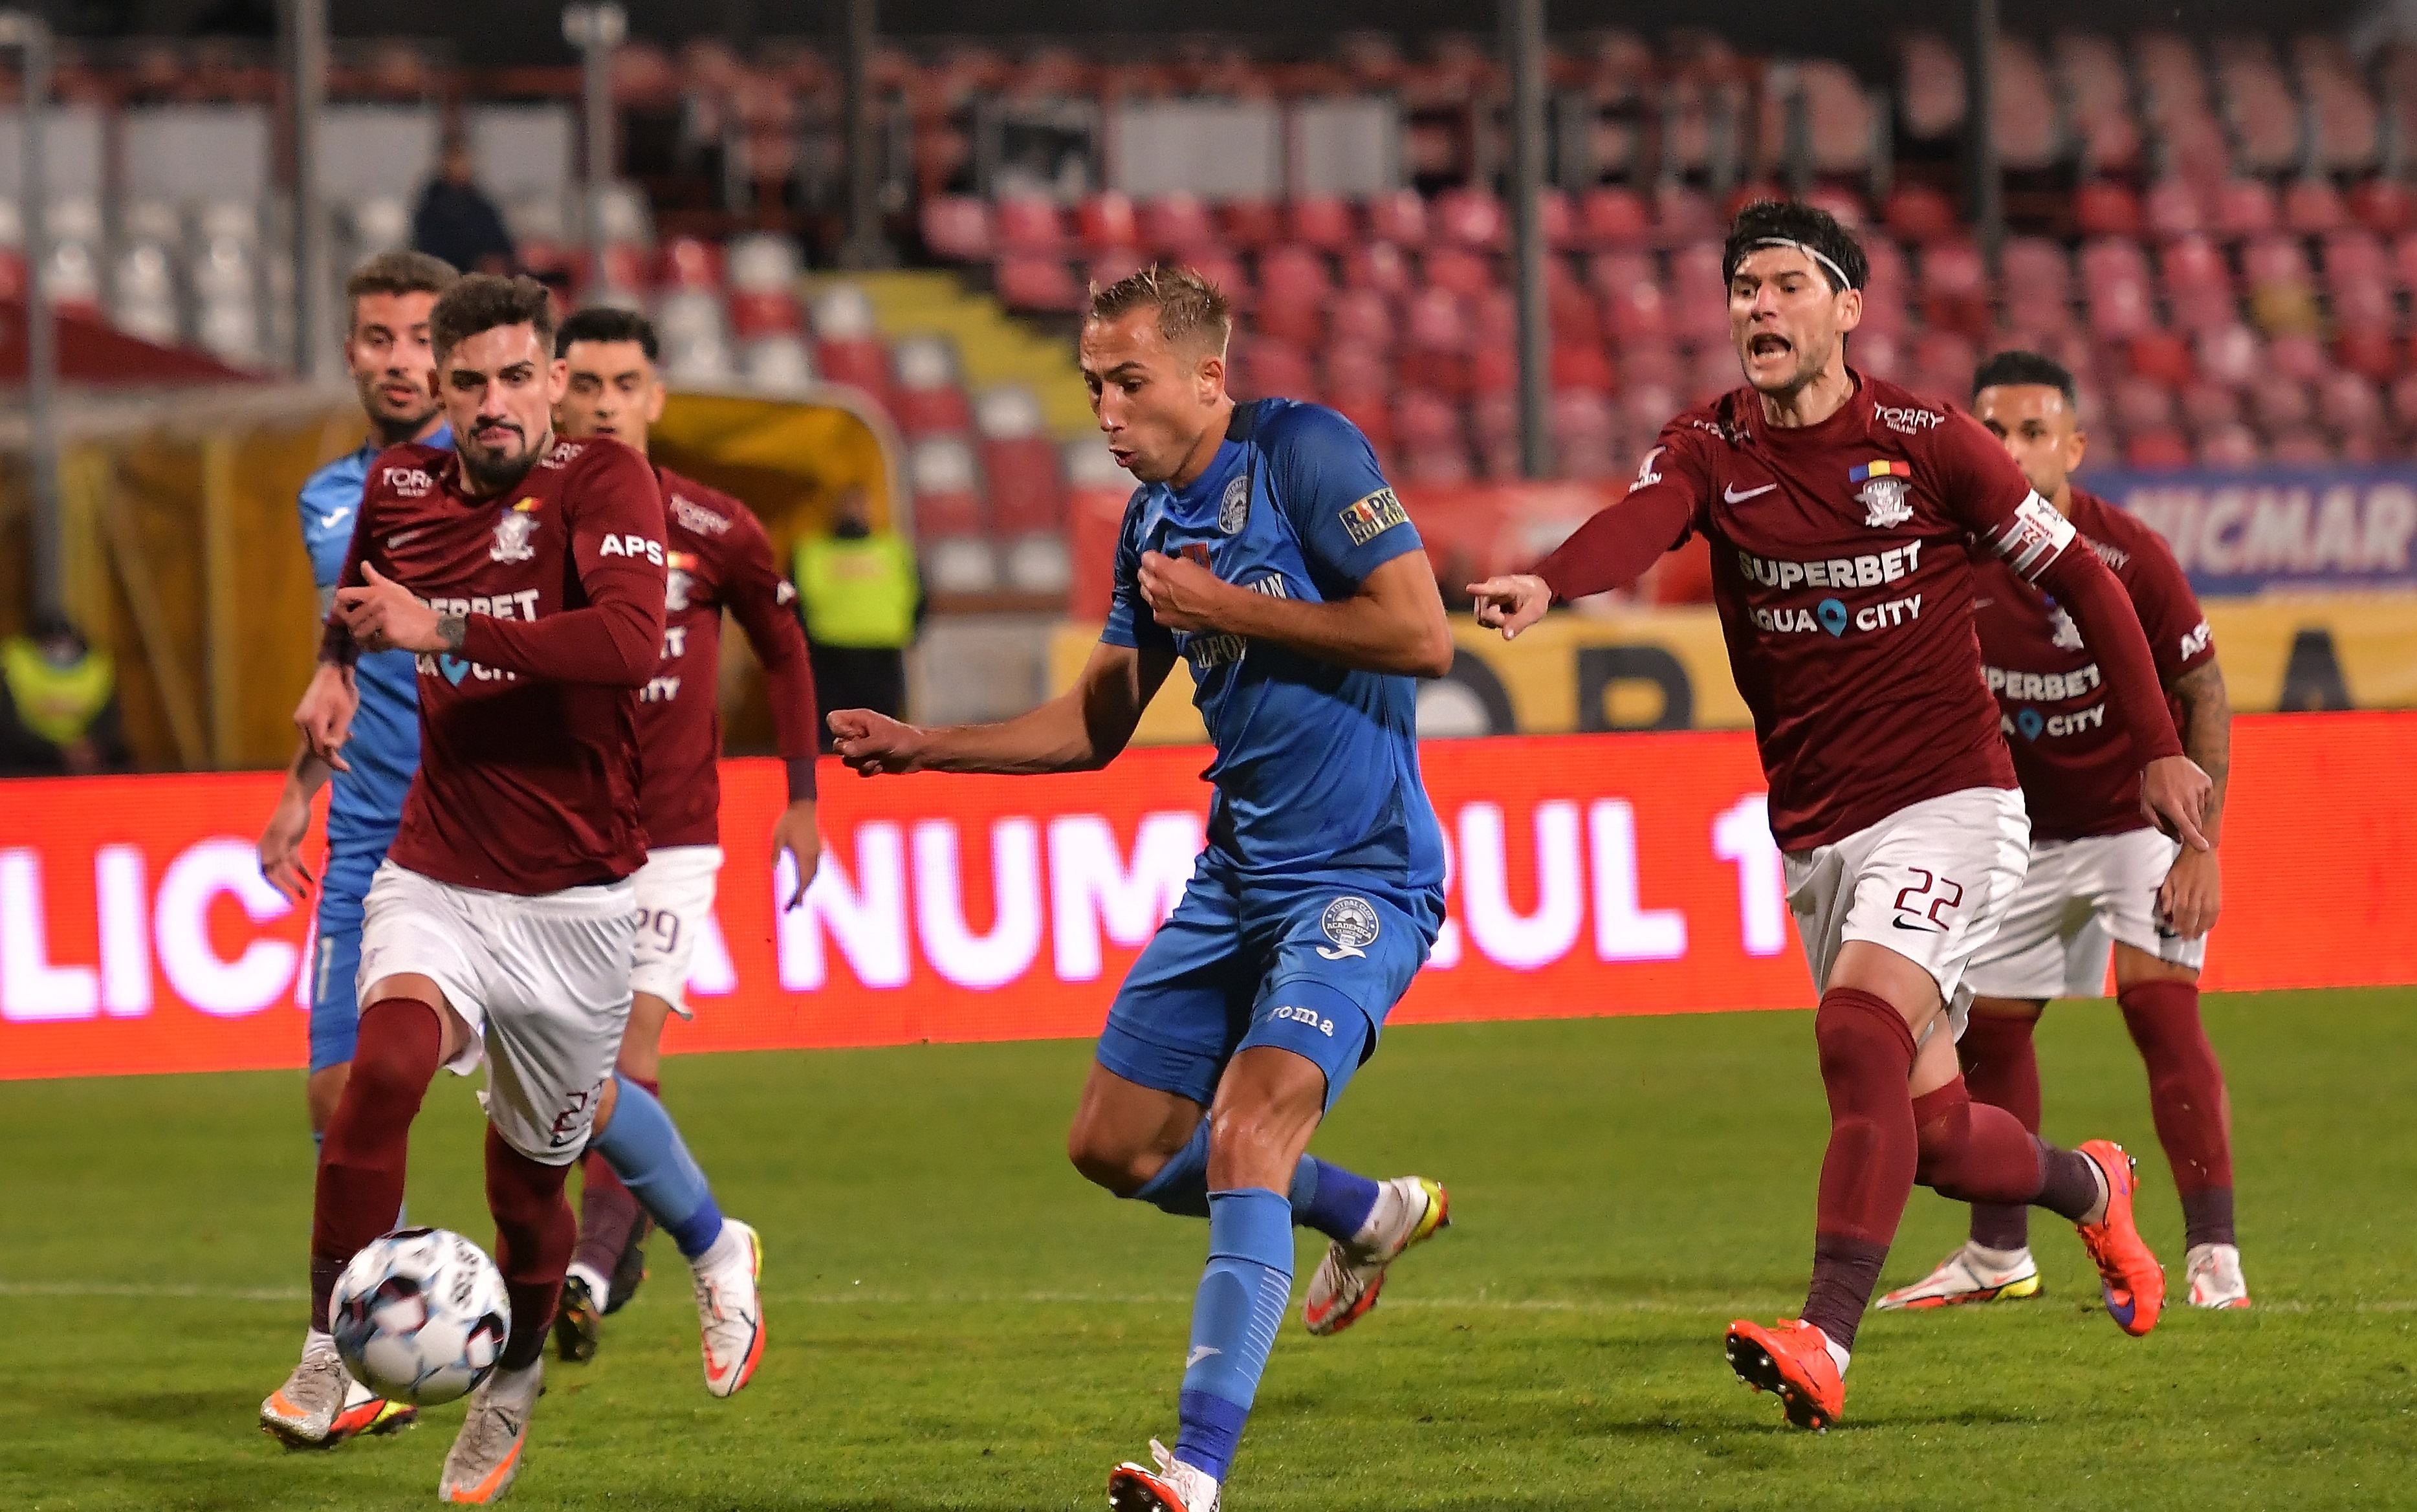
[1130,1121,1381,1242]
[590,1073,724,1258]
[1175,1189,1293,1482]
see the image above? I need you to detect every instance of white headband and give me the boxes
[1743,236,1856,292]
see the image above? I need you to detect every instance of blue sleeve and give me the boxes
[1099,490,1173,652]
[1265,404,1422,586]
[298,454,368,591]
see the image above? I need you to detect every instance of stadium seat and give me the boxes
[1434,186,1506,250]
[814,336,891,397]
[2318,369,2386,440]
[2176,380,2240,433]
[981,434,1066,536]
[2196,323,2263,387]
[725,233,801,292]
[1088,248,1149,289]
[2350,177,2414,236]
[1341,241,1414,298]
[1187,250,1249,304]
[727,290,802,339]
[1538,188,1576,249]
[1576,186,1652,249]
[1551,341,1615,395]
[2337,327,2398,383]
[2250,378,2314,433]
[2284,177,2348,236]
[1139,193,1218,256]
[2128,329,2196,386]
[2081,239,2156,340]
[1881,184,1959,244]
[921,194,995,262]
[1423,246,1493,299]
[2144,179,2208,240]
[2073,181,2145,238]
[1366,190,1430,247]
[1285,195,1357,252]
[1231,338,1314,400]
[996,256,1086,312]
[2211,179,2280,239]
[1217,198,1284,251]
[2197,421,2261,467]
[995,196,1068,254]
[908,436,989,540]
[1394,388,1465,451]
[1329,288,1396,347]
[1651,184,1718,247]
[1077,192,1141,253]
[741,334,815,393]
[658,236,725,291]
[2267,427,2332,464]
[2124,425,2194,469]
[1324,340,1393,396]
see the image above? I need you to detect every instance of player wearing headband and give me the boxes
[1471,201,2215,1430]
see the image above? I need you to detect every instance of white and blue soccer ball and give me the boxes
[330,1227,510,1407]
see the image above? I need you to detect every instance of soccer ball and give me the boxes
[329,1227,511,1406]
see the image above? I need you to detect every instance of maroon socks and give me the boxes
[1957,1013,2042,1251]
[311,999,443,1331]
[487,1124,577,1370]
[2120,980,2236,1247]
[571,1151,642,1280]
[1914,1074,2102,1223]
[1802,989,1919,1353]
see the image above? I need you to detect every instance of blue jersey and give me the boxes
[1102,399,1443,895]
[299,424,450,852]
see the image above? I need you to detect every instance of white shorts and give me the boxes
[1781,786,2032,1043]
[629,845,724,1018]
[356,860,637,1165]
[1963,827,2205,1002]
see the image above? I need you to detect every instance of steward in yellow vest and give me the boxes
[1,615,128,776]
[793,490,924,745]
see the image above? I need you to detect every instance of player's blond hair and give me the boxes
[1086,263,1232,356]
[344,250,459,331]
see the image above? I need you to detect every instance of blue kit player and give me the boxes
[255,249,457,1445]
[829,265,1457,1512]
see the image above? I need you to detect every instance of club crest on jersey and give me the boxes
[1219,474,1251,534]
[1337,487,1408,546]
[2049,604,2084,650]
[1849,462,1915,528]
[1317,896,1381,960]
[489,499,541,562]
[666,567,694,612]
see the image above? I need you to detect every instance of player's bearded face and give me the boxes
[1729,250,1858,397]
[442,323,569,490]
[1080,311,1224,485]
[346,290,443,430]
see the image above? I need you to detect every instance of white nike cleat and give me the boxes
[1875,1243,2044,1311]
[439,1360,538,1504]
[692,1218,765,1397]
[1302,1176,1450,1337]
[258,1333,349,1448]
[2185,1243,2251,1309]
[1108,1438,1220,1512]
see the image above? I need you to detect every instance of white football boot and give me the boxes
[1301,1176,1450,1336]
[1108,1438,1221,1512]
[2184,1243,2251,1308]
[1876,1242,2044,1311]
[257,1331,349,1447]
[439,1359,540,1504]
[692,1218,765,1397]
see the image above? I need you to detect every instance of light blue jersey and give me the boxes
[299,424,447,1072]
[299,427,447,853]
[1102,399,1445,895]
[1095,399,1443,1114]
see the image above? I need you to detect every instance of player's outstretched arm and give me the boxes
[1139,550,1453,677]
[293,659,358,772]
[831,641,1176,778]
[1474,473,1700,640]
[2158,658,2231,936]
[258,741,335,903]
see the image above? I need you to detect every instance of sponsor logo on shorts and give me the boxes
[1337,488,1408,546]
[1270,1003,1336,1036]
[1219,474,1251,534]
[1317,896,1381,960]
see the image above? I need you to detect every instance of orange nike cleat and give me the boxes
[2073,1139,2164,1337]
[1724,1318,1845,1431]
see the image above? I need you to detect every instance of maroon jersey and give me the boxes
[327,436,668,894]
[1537,372,2179,851]
[640,467,822,849]
[1974,488,2215,842]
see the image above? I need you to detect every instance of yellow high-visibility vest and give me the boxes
[794,532,918,649]
[2,637,115,746]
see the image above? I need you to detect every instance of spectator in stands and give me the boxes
[0,613,128,776]
[411,133,516,277]
[794,485,924,749]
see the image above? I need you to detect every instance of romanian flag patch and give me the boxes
[1337,488,1409,546]
[1848,461,1909,483]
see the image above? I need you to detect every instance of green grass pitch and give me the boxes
[3,988,2412,1510]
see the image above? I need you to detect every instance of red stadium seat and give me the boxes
[994,256,1086,313]
[815,336,891,396]
[2196,422,2261,468]
[2123,426,2194,470]
[2144,179,2207,239]
[1326,389,1395,452]
[1551,341,1615,394]
[1258,244,1333,305]
[920,195,995,263]
[1404,287,1469,351]
[727,290,802,339]
[1434,186,1506,249]
[2081,239,2156,340]
[1187,250,1249,305]
[1394,388,1464,452]
[1139,193,1218,256]
[2128,330,2196,386]
[1216,199,1282,252]
[1549,281,1600,346]
[1651,184,1718,246]
[891,386,972,438]
[1342,241,1414,298]
[1423,246,1493,299]
[2389,369,2417,434]
[1469,287,1516,347]
[2317,370,2386,439]
[1399,443,1474,486]
[1329,289,1396,347]
[1324,340,1392,395]
[995,197,1068,254]
[1231,338,1315,400]
[2284,178,2348,236]
[2266,427,2332,465]
[2073,181,2144,239]
[1577,186,1652,249]
[2176,380,2240,433]
[1881,184,1959,244]
[1254,296,1324,348]
[981,436,1066,536]
[2211,179,2279,239]
[1285,195,1357,251]
[2266,331,2328,383]
[2349,177,2414,236]
[1365,190,1430,247]
[2249,378,2314,432]
[1538,188,1576,249]
[1805,184,1867,232]
[658,236,725,292]
[2001,237,2072,300]
[1599,274,1671,349]
[2194,323,2263,388]
[1086,249,1150,289]
[2337,327,2399,383]
[1077,192,1141,252]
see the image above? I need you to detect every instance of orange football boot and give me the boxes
[2073,1139,2165,1337]
[1724,1318,1845,1430]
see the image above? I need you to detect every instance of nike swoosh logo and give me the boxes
[318,509,351,528]
[387,530,421,548]
[1890,918,1945,933]
[1724,483,1777,503]
[1187,1345,1221,1367]
[1973,598,1995,608]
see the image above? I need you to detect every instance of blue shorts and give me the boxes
[307,842,390,1073]
[1095,857,1441,1112]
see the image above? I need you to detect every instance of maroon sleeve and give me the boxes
[1531,428,1708,600]
[2119,529,2216,686]
[461,445,668,686]
[317,483,377,668]
[2034,544,2185,765]
[722,504,822,800]
[1926,409,2037,542]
